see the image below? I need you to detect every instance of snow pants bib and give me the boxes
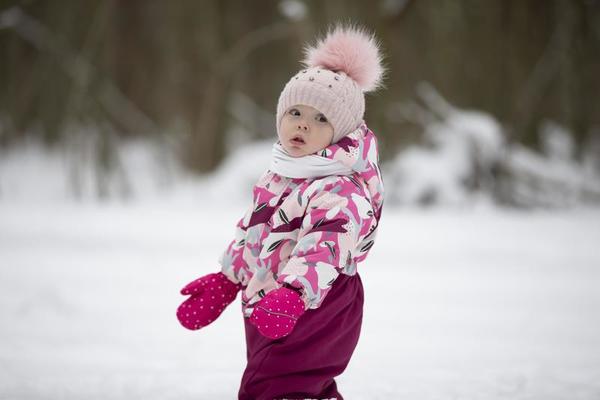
[238,273,364,400]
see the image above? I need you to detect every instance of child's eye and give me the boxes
[317,114,328,123]
[289,109,300,116]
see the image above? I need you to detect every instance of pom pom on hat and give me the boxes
[301,23,385,93]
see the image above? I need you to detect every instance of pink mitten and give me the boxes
[177,272,242,330]
[249,286,306,339]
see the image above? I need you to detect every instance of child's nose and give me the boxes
[297,122,309,131]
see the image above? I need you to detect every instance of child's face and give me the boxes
[278,104,334,157]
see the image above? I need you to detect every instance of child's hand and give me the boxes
[176,272,242,330]
[248,286,306,339]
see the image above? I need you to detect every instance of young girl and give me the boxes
[177,23,386,400]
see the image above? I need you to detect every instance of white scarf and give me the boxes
[269,141,354,179]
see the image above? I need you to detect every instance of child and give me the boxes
[177,23,386,400]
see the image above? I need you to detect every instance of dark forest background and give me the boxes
[1,0,599,176]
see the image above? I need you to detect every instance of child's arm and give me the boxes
[177,212,250,330]
[275,179,375,310]
[218,215,250,286]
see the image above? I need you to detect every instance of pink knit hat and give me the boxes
[276,23,386,144]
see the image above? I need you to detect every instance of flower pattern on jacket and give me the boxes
[219,122,384,315]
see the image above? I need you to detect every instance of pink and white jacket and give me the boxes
[219,122,384,317]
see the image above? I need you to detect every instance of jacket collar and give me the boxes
[324,121,385,222]
[270,121,385,222]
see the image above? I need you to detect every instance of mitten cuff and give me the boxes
[281,282,309,310]
[218,271,243,292]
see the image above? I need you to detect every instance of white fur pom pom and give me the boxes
[301,23,385,92]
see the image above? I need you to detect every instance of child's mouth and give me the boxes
[290,136,305,145]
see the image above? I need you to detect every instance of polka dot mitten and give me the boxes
[176,272,242,330]
[248,286,307,339]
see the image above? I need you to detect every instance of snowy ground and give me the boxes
[1,200,600,399]
[1,140,600,399]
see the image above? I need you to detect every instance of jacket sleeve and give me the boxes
[275,179,370,310]
[218,214,250,286]
[219,169,277,287]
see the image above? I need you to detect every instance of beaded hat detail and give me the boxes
[276,23,386,144]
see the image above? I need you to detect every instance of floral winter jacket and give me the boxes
[219,122,385,317]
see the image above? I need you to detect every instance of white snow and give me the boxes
[385,84,600,209]
[1,140,600,399]
[386,84,505,207]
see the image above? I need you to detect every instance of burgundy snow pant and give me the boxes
[238,273,364,400]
